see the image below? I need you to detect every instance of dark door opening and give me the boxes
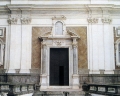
[50,48,69,86]
[59,66,64,85]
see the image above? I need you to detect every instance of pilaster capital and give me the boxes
[72,43,78,48]
[101,17,112,24]
[21,17,31,24]
[7,17,18,24]
[87,18,98,24]
[41,42,47,48]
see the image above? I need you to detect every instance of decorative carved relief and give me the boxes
[67,30,80,37]
[41,42,47,49]
[21,17,31,24]
[52,15,66,20]
[40,32,51,37]
[7,17,18,24]
[102,18,112,24]
[87,18,98,23]
[53,40,64,46]
[72,43,78,48]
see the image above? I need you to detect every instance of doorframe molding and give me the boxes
[47,46,73,88]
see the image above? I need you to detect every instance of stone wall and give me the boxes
[32,27,52,69]
[0,73,120,87]
[67,27,87,69]
[0,73,40,84]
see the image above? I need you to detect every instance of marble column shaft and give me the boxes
[73,45,78,74]
[42,44,47,74]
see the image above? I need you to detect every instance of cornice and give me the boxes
[0,4,119,14]
[5,4,120,11]
[6,4,33,10]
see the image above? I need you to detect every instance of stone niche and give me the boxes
[32,16,87,90]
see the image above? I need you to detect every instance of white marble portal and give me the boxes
[39,16,80,89]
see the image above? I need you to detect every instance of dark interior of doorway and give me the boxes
[50,48,69,86]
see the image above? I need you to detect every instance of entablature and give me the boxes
[1,4,120,14]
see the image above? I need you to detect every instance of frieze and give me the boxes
[52,15,66,20]
[87,18,98,23]
[53,40,65,46]
[101,18,112,24]
[21,17,31,24]
[7,17,18,24]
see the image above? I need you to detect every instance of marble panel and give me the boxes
[32,27,52,69]
[67,27,87,69]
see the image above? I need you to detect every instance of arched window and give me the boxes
[55,21,63,35]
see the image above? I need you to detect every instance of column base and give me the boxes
[7,69,16,73]
[104,70,114,74]
[19,69,30,73]
[40,74,48,89]
[72,74,79,89]
[89,70,100,74]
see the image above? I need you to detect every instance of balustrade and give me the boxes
[82,83,120,96]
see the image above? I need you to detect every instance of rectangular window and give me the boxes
[55,21,63,35]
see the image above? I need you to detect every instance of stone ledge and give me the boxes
[78,69,89,74]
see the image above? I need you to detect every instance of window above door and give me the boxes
[52,16,67,36]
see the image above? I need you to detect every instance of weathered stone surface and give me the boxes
[0,28,6,69]
[0,74,7,82]
[67,27,87,69]
[32,27,52,69]
[7,74,40,84]
[78,69,89,74]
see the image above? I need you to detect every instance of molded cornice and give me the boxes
[0,4,120,14]
[5,4,120,11]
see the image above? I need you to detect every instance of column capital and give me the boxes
[41,42,47,48]
[7,17,18,24]
[87,17,98,24]
[101,17,112,24]
[21,17,31,24]
[72,43,78,48]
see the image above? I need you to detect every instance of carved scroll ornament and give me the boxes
[21,17,31,24]
[102,18,112,24]
[7,17,18,24]
[87,18,98,23]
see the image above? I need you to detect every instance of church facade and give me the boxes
[0,0,120,96]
